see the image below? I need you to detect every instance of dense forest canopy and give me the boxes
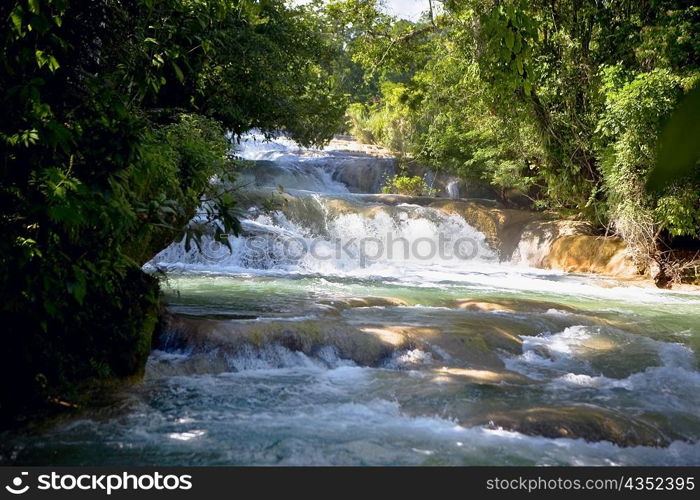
[0,0,698,419]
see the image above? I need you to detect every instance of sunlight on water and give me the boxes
[3,135,699,466]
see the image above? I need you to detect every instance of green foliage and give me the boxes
[382,174,435,196]
[595,68,700,261]
[348,81,419,158]
[476,0,537,97]
[0,0,347,417]
[596,68,684,209]
[346,103,377,144]
[655,188,700,238]
[189,0,347,146]
[333,0,700,271]
[122,113,238,264]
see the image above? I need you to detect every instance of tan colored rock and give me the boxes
[511,219,592,267]
[431,367,533,385]
[545,235,638,277]
[154,311,534,375]
[428,199,544,259]
[157,314,406,369]
[320,296,410,309]
[452,298,577,313]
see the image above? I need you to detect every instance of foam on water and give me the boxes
[6,360,700,466]
[234,131,306,161]
[233,132,393,194]
[150,209,700,306]
[504,325,700,417]
[151,196,497,275]
[383,348,435,369]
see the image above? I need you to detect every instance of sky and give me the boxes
[382,0,432,20]
[290,1,434,21]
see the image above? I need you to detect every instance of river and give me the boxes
[3,135,700,465]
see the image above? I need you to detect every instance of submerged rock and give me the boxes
[429,367,534,386]
[151,308,541,377]
[319,296,409,309]
[452,298,577,313]
[153,313,410,374]
[471,405,676,447]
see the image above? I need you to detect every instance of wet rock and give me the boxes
[319,296,409,309]
[546,235,638,277]
[429,367,534,386]
[153,311,537,376]
[427,199,541,258]
[471,405,675,447]
[331,156,395,193]
[146,352,229,378]
[511,220,592,268]
[155,313,411,371]
[452,298,577,314]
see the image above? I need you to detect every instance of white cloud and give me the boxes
[288,0,434,21]
[382,0,432,21]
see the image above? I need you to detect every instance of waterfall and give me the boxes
[446,180,460,199]
[151,194,496,277]
[234,131,395,194]
[150,134,496,277]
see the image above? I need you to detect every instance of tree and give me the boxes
[333,0,700,281]
[0,0,346,420]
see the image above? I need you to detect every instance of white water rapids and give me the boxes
[3,133,700,466]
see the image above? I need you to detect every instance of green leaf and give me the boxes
[35,49,45,67]
[505,30,514,50]
[28,0,40,14]
[67,280,86,305]
[48,55,60,72]
[514,33,522,53]
[500,45,510,61]
[10,6,23,33]
[171,61,185,83]
[20,128,39,146]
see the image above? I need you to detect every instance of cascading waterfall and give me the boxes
[4,133,700,466]
[234,130,395,194]
[152,132,495,278]
[446,180,460,199]
[151,195,497,277]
